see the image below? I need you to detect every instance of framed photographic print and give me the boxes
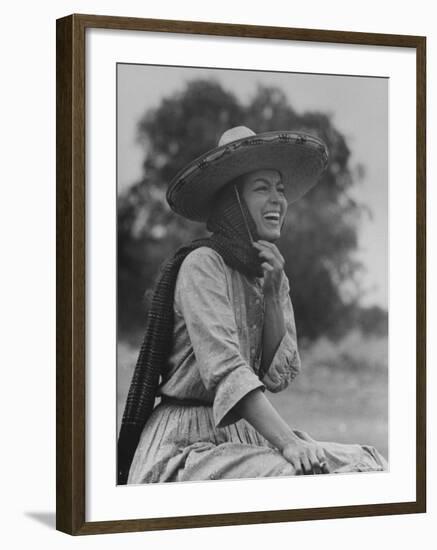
[56,13,426,535]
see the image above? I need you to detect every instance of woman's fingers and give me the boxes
[300,453,312,475]
[315,447,330,474]
[258,250,277,265]
[302,446,327,475]
[308,450,322,474]
[282,442,330,476]
[256,240,285,265]
[315,447,326,463]
[254,246,274,259]
[253,243,283,269]
[292,458,303,475]
[285,453,302,475]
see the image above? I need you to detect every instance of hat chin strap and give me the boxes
[233,184,255,244]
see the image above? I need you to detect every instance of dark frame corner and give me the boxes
[56,13,426,536]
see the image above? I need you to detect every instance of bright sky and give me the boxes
[117,64,388,308]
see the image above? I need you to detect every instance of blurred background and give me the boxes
[117,65,388,459]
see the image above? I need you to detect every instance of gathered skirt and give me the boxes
[127,401,388,484]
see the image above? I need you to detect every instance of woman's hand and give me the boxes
[282,436,330,475]
[253,240,285,296]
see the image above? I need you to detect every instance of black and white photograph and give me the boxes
[116,63,389,485]
[2,0,432,543]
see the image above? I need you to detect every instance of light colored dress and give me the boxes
[128,247,387,484]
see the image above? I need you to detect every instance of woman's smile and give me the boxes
[240,169,288,241]
[263,210,281,224]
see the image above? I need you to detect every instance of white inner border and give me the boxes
[86,28,416,522]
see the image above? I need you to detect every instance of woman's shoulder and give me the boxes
[174,247,230,309]
[178,246,228,285]
[180,246,225,272]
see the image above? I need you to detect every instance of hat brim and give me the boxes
[166,131,329,222]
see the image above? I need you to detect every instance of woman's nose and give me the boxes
[268,189,281,203]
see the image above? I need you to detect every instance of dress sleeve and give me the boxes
[176,247,265,428]
[261,273,302,393]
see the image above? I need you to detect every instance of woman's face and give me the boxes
[240,169,288,242]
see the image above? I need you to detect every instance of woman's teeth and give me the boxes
[263,212,280,222]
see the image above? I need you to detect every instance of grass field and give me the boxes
[117,330,388,461]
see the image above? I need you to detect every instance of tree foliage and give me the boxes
[118,79,385,344]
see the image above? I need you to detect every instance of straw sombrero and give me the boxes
[166,126,329,222]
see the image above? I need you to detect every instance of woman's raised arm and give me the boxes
[253,240,301,389]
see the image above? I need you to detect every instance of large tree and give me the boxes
[118,79,382,344]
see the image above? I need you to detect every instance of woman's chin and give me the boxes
[258,228,281,242]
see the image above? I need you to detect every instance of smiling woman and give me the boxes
[117,126,388,485]
[239,169,287,242]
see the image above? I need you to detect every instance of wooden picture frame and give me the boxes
[56,13,426,535]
